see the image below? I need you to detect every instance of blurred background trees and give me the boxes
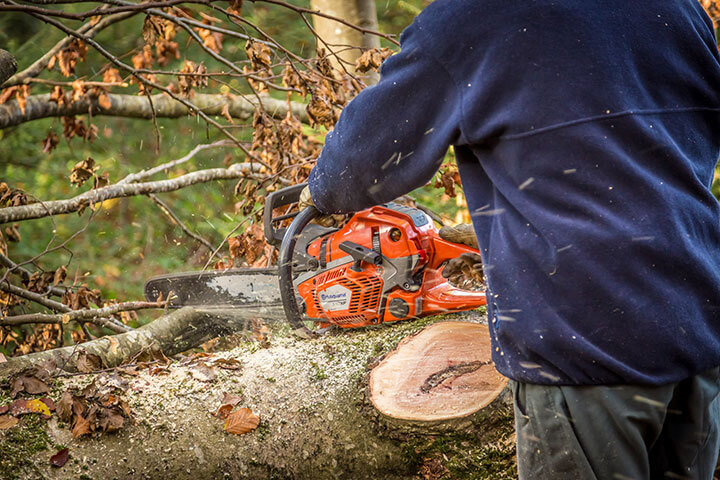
[0,0,718,357]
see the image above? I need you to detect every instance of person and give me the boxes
[301,1,720,478]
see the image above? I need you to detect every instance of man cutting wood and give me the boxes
[302,0,720,478]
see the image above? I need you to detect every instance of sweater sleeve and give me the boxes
[307,22,463,214]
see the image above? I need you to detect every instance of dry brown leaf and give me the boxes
[71,413,92,438]
[142,15,165,45]
[50,447,69,467]
[102,68,123,84]
[224,407,260,435]
[53,266,67,286]
[15,85,29,115]
[20,375,51,395]
[221,392,243,407]
[76,350,104,373]
[228,0,242,15]
[0,415,18,430]
[42,130,60,153]
[212,358,242,370]
[57,390,73,423]
[98,93,111,110]
[214,404,233,419]
[355,47,393,73]
[221,103,233,123]
[190,363,216,382]
[69,157,98,187]
[4,223,20,243]
[0,87,17,104]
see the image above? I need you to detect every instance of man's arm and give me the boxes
[307,23,463,214]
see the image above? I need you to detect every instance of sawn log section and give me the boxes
[0,312,516,479]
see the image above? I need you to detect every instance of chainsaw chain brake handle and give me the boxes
[278,204,322,339]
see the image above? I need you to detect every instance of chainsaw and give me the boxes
[144,183,486,336]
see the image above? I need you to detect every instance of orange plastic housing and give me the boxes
[295,205,486,328]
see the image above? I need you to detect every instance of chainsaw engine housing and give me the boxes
[295,203,486,328]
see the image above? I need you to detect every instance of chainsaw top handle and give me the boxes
[263,182,306,247]
[278,204,320,338]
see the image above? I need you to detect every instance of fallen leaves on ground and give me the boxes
[9,362,55,397]
[56,373,132,438]
[75,350,105,373]
[224,407,260,435]
[213,392,243,419]
[190,363,216,382]
[50,448,69,467]
[418,456,449,480]
[0,415,18,430]
[212,358,242,370]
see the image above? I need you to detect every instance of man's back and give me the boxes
[308,0,720,385]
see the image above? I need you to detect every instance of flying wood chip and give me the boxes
[224,408,260,435]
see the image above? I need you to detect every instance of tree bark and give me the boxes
[0,306,284,380]
[0,92,308,129]
[309,0,380,82]
[0,314,517,480]
[0,163,264,224]
[0,49,18,86]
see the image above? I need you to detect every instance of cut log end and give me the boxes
[368,321,507,422]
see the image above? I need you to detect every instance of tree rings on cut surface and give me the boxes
[368,321,507,422]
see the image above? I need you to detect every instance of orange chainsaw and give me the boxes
[145,183,485,336]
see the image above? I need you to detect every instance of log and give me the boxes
[0,314,517,479]
[369,322,508,429]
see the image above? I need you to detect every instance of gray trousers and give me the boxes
[512,367,720,480]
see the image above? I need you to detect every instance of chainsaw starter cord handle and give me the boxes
[279,205,320,338]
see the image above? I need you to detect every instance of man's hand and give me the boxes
[439,224,483,289]
[298,186,346,228]
[442,252,484,290]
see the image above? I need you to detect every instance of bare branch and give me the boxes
[0,92,308,129]
[2,11,135,87]
[0,164,251,223]
[118,140,231,184]
[0,281,68,312]
[258,0,399,46]
[147,194,215,251]
[0,252,66,297]
[0,301,160,331]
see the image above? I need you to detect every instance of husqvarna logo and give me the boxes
[318,285,352,312]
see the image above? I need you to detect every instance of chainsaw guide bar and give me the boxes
[144,268,282,308]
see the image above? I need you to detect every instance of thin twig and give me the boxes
[1,301,162,328]
[147,194,215,251]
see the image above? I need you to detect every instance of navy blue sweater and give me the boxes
[308,0,720,385]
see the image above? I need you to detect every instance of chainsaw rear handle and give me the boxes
[279,204,320,338]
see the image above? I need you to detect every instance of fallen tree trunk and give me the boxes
[0,313,516,479]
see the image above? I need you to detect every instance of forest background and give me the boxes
[1,0,719,357]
